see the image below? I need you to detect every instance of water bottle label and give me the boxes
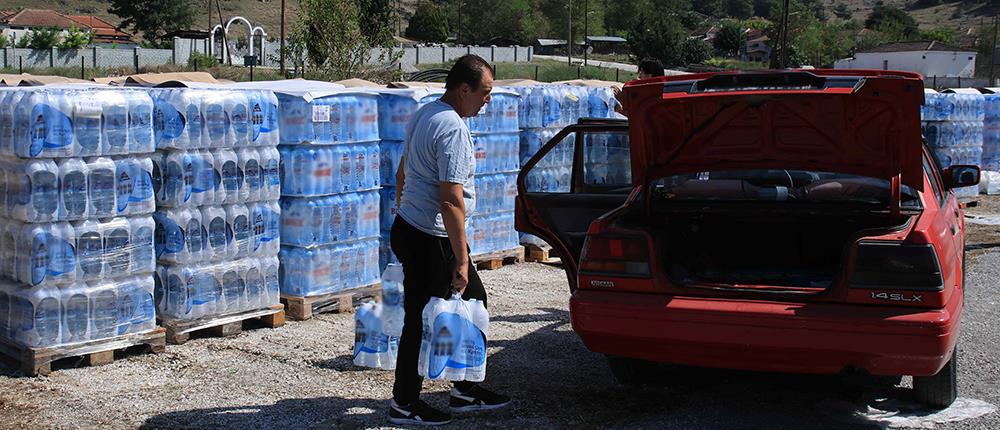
[90,170,115,215]
[232,104,249,136]
[234,214,250,248]
[264,102,279,133]
[50,237,76,277]
[116,292,136,335]
[30,104,72,157]
[206,104,227,140]
[312,105,331,123]
[31,170,58,219]
[116,167,133,213]
[250,101,264,142]
[209,217,227,250]
[266,159,280,186]
[31,233,49,286]
[253,212,265,251]
[246,159,261,191]
[65,293,89,339]
[105,228,130,273]
[153,99,186,141]
[222,160,239,192]
[131,166,154,203]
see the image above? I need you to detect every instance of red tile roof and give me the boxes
[0,8,78,29]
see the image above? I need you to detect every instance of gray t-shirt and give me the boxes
[397,100,476,237]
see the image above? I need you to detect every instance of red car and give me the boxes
[515,70,980,408]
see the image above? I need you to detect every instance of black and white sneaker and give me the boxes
[388,399,453,426]
[449,385,512,412]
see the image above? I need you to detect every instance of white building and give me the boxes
[834,41,976,78]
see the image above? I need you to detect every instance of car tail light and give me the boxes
[850,241,943,291]
[579,235,651,277]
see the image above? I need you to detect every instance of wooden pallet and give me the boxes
[524,243,562,264]
[0,327,166,376]
[159,304,286,345]
[281,283,382,321]
[472,246,526,270]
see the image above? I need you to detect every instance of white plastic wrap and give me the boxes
[0,87,155,159]
[0,216,154,288]
[278,238,380,297]
[418,293,489,382]
[153,201,280,265]
[154,256,280,321]
[153,147,281,208]
[353,301,399,370]
[0,274,156,348]
[147,88,279,150]
[0,155,155,223]
[277,142,380,197]
[280,190,379,247]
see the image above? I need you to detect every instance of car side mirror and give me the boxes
[944,165,980,189]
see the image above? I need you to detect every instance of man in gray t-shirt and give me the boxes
[388,55,511,426]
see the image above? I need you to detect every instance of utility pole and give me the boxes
[991,15,998,85]
[215,0,231,65]
[567,0,572,66]
[584,0,588,67]
[780,0,790,68]
[208,0,212,35]
[457,1,462,44]
[280,0,286,74]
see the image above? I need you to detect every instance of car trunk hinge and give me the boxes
[890,173,901,220]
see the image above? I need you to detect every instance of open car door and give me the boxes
[515,118,632,292]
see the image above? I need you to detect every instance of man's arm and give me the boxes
[439,182,469,294]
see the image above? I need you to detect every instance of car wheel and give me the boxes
[913,348,958,409]
[606,355,656,385]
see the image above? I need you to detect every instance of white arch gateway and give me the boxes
[208,16,267,64]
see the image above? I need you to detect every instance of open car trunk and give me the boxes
[651,208,912,291]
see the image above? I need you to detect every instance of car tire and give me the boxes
[913,348,958,409]
[606,355,656,386]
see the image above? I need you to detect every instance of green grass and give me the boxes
[418,59,631,83]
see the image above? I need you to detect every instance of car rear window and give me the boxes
[651,170,922,209]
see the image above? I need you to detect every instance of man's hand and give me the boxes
[451,260,469,296]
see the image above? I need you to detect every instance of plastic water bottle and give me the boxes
[101,218,131,277]
[12,160,59,223]
[16,224,49,287]
[192,150,216,206]
[216,148,240,204]
[23,90,76,158]
[244,262,264,311]
[129,216,155,275]
[60,281,90,343]
[220,263,244,314]
[261,146,281,201]
[74,219,104,281]
[11,284,62,346]
[225,203,251,259]
[204,90,228,148]
[238,147,261,203]
[58,158,90,221]
[115,157,155,216]
[278,94,313,145]
[69,90,102,157]
[262,256,280,306]
[0,222,14,280]
[124,90,155,154]
[226,90,252,147]
[200,205,229,262]
[88,157,117,219]
[336,145,353,193]
[366,143,381,190]
[263,200,281,256]
[381,263,405,336]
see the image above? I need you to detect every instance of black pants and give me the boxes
[390,217,487,405]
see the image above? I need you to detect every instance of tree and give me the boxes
[605,0,650,37]
[406,2,450,43]
[726,0,754,19]
[920,27,957,44]
[458,0,542,45]
[694,0,726,17]
[833,3,852,20]
[864,3,918,38]
[794,20,852,67]
[58,26,94,49]
[108,0,195,47]
[358,0,396,46]
[714,20,745,57]
[537,0,606,45]
[681,38,713,65]
[22,27,62,49]
[290,0,400,80]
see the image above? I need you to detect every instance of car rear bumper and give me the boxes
[570,290,961,376]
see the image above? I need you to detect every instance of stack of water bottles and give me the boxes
[0,86,159,348]
[277,89,382,297]
[150,87,283,321]
[921,89,984,198]
[466,89,521,256]
[376,89,443,271]
[512,84,623,247]
[980,91,1000,194]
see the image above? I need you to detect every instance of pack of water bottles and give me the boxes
[278,238,381,297]
[153,147,281,208]
[0,86,155,159]
[921,89,985,198]
[0,156,154,223]
[155,256,280,321]
[353,301,400,370]
[377,89,444,141]
[467,212,519,256]
[278,142,381,197]
[0,275,156,348]
[0,215,154,288]
[153,202,280,265]
[281,191,379,247]
[148,87,280,150]
[277,91,380,145]
[466,90,520,134]
[148,86,283,322]
[584,131,632,186]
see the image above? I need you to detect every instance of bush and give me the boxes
[188,52,218,69]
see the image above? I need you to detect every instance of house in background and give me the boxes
[585,36,627,55]
[534,38,568,55]
[743,29,771,63]
[834,41,976,78]
[0,8,136,47]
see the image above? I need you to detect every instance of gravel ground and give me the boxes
[1,200,999,429]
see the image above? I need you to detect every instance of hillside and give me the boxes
[831,0,998,33]
[0,0,309,40]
